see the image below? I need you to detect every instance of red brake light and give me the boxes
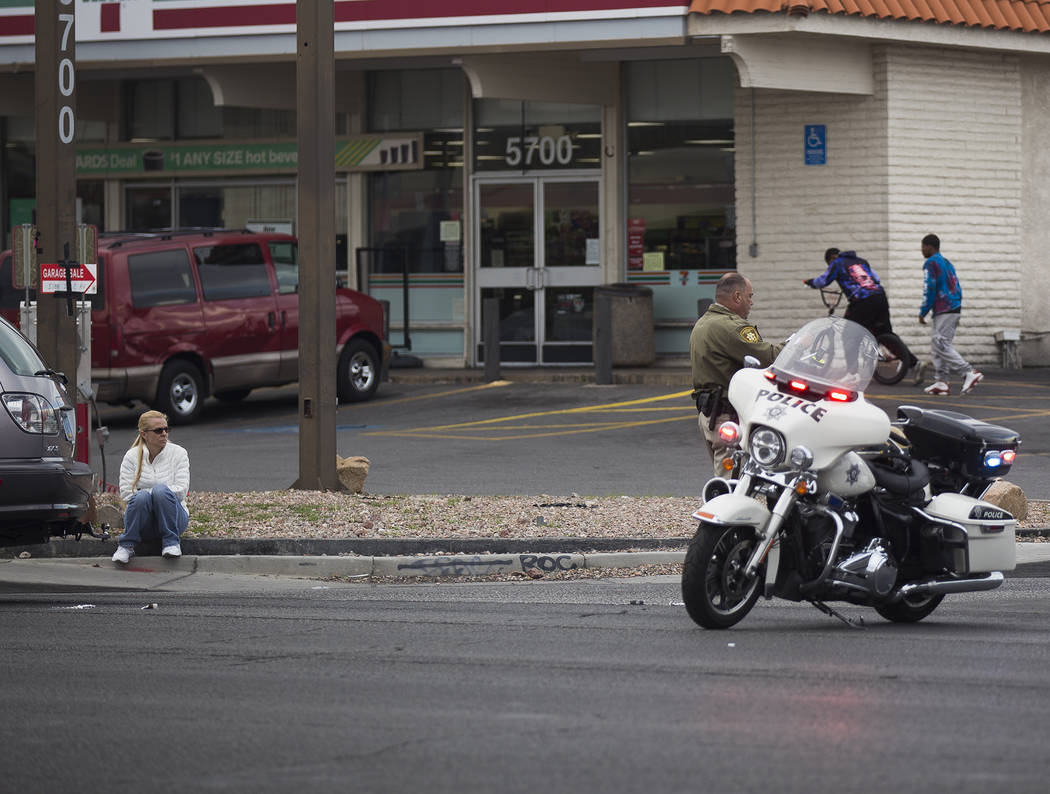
[764,370,776,380]
[789,379,808,392]
[827,389,855,402]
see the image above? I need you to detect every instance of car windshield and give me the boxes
[772,316,878,392]
[0,317,48,377]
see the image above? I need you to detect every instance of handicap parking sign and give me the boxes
[805,124,826,165]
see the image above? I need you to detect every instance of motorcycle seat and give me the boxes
[866,454,930,496]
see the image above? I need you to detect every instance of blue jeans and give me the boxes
[118,484,188,549]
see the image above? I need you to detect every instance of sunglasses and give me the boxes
[146,427,170,435]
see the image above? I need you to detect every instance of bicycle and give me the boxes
[817,288,913,385]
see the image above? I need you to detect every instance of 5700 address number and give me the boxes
[505,135,574,167]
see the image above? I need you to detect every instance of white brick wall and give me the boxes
[884,45,1022,367]
[734,44,1023,368]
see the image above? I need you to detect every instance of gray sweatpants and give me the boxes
[931,312,973,382]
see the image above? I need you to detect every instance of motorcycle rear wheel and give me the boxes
[682,524,763,629]
[874,593,944,623]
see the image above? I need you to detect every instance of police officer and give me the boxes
[690,272,782,475]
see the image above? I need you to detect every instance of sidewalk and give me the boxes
[3,535,1049,587]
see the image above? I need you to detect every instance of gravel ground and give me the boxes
[97,491,1050,541]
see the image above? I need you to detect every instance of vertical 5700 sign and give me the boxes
[58,0,75,144]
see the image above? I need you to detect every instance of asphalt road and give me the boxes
[91,369,1050,498]
[3,575,1049,794]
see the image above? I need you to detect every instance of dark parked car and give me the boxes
[0,316,93,547]
[1,229,390,424]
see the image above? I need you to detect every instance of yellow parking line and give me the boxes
[365,389,695,439]
[372,380,510,407]
[371,413,693,441]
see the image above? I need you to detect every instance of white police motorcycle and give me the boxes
[682,316,1019,629]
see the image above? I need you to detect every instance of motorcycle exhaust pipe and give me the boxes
[893,571,1004,601]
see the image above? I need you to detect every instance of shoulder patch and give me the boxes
[739,326,761,344]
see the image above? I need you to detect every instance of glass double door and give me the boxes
[475,175,602,364]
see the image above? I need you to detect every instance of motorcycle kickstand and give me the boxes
[808,600,865,629]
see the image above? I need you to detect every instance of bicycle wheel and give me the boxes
[874,333,909,385]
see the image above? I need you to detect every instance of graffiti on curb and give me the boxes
[519,554,578,572]
[396,556,515,576]
[395,554,580,576]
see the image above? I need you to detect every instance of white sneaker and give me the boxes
[961,370,984,394]
[162,544,182,558]
[924,381,950,396]
[112,546,134,564]
[911,361,927,386]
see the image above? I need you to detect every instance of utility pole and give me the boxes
[34,0,79,385]
[292,0,339,490]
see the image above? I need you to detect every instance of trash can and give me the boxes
[593,283,655,366]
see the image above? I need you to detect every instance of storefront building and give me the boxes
[2,0,1049,366]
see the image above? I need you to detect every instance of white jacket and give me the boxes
[119,441,190,517]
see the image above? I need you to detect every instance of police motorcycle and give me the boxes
[681,316,1020,629]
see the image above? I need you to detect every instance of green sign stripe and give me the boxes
[335,140,380,167]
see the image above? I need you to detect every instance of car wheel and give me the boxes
[156,360,205,424]
[337,339,379,402]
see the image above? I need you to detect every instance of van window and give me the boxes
[268,241,298,294]
[0,253,20,310]
[194,243,272,300]
[129,249,198,307]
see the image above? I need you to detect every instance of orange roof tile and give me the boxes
[688,0,1050,33]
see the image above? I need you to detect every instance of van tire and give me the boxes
[157,360,205,424]
[337,339,379,402]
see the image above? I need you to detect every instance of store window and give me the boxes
[626,58,735,271]
[474,99,601,172]
[366,69,465,274]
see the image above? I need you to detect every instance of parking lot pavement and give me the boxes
[91,364,1050,498]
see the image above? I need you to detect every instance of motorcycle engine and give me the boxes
[830,540,898,598]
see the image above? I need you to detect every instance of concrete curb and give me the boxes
[28,547,1047,580]
[37,550,687,579]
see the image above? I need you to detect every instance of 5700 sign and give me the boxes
[505,135,575,167]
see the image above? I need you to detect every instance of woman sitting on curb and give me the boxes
[112,410,190,564]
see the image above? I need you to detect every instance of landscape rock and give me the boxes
[336,455,371,493]
[982,480,1028,521]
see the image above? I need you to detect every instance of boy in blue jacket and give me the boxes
[919,234,982,395]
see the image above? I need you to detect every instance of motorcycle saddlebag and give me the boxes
[897,406,1020,480]
[921,492,1017,573]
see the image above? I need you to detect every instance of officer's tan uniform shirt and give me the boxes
[690,303,782,393]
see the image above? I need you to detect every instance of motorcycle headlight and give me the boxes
[749,426,785,467]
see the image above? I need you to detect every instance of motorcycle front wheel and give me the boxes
[874,593,944,623]
[682,524,763,629]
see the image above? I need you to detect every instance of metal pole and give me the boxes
[292,0,339,491]
[34,0,79,390]
[594,292,612,384]
[483,297,500,382]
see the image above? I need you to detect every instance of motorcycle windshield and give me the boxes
[772,317,878,392]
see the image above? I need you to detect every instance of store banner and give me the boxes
[74,134,423,177]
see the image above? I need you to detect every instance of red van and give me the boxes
[0,230,388,423]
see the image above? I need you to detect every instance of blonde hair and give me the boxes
[131,410,168,490]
